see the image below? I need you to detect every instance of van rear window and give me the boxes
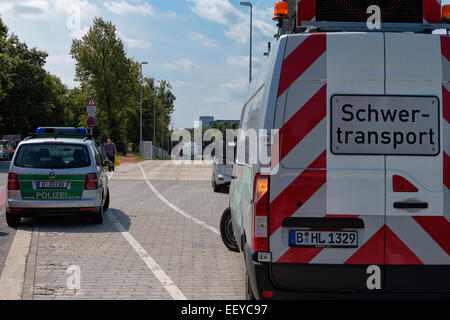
[14,144,91,169]
[316,0,423,23]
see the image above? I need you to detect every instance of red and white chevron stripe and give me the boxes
[269,34,327,263]
[269,33,449,266]
[423,0,441,24]
[411,35,450,259]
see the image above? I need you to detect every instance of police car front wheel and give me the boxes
[6,211,21,228]
[103,189,110,211]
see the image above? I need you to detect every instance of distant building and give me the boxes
[199,116,214,127]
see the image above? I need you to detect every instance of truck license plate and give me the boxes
[289,230,358,248]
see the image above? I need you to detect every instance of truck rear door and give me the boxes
[384,33,450,291]
[269,33,387,291]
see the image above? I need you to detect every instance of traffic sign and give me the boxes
[87,96,96,106]
[87,116,95,129]
[86,96,97,115]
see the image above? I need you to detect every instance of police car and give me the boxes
[6,127,110,227]
[226,0,450,299]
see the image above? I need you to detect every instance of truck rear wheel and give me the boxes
[246,272,256,300]
[220,208,239,252]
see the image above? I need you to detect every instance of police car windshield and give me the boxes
[14,143,90,169]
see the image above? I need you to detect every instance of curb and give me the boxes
[0,227,32,300]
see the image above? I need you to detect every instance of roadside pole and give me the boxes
[87,96,96,136]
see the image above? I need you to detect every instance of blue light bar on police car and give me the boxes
[36,127,88,134]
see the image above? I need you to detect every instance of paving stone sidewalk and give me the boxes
[22,162,245,300]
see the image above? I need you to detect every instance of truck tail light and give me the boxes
[253,174,269,252]
[8,173,20,190]
[84,173,98,190]
[393,175,418,192]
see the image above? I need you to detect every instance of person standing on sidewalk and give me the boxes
[105,139,118,172]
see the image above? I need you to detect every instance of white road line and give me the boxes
[107,171,115,180]
[106,210,187,300]
[138,163,220,235]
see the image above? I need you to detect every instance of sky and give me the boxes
[2,0,450,129]
[0,0,278,129]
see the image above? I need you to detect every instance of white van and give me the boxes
[228,0,450,299]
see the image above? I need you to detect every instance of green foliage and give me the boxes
[70,17,175,153]
[70,18,138,152]
[0,17,12,104]
[0,16,175,155]
[210,121,240,136]
[131,78,176,151]
[0,15,68,137]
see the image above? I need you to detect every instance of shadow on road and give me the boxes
[19,208,131,233]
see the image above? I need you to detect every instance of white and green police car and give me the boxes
[6,127,110,227]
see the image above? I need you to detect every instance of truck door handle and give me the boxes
[393,202,428,209]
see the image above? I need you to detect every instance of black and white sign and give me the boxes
[86,96,97,117]
[331,95,439,156]
[315,0,423,23]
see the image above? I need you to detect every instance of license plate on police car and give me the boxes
[289,230,358,248]
[37,181,69,189]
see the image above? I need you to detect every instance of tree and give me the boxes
[70,17,140,152]
[0,15,69,137]
[0,17,12,103]
[0,16,177,154]
[129,78,176,152]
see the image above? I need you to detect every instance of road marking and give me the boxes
[175,162,184,180]
[0,227,32,299]
[138,163,220,235]
[106,210,187,300]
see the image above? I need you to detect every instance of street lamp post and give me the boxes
[139,61,148,157]
[240,2,252,83]
[161,120,164,158]
[153,83,156,151]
